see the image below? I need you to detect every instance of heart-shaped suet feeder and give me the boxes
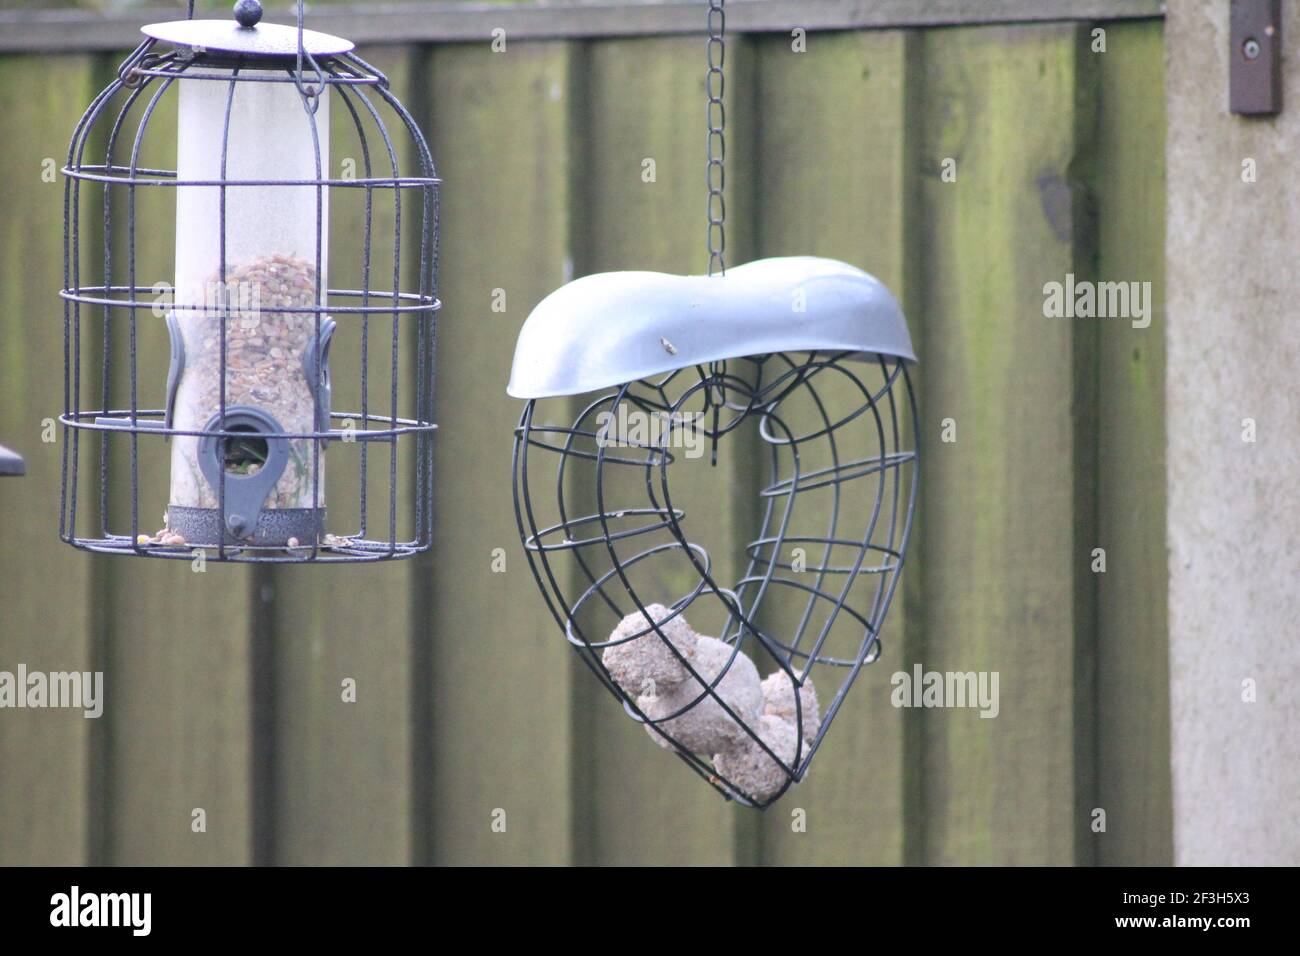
[508,256,918,807]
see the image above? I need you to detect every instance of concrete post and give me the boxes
[1166,0,1300,865]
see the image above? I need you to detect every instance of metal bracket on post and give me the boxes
[1231,0,1282,116]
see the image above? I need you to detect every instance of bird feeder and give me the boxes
[59,1,439,561]
[510,260,918,807]
[508,1,918,807]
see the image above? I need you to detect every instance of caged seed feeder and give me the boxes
[59,0,439,562]
[509,0,918,807]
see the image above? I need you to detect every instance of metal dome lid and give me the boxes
[507,256,916,400]
[142,2,353,59]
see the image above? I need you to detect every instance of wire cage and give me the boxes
[508,0,916,807]
[512,344,918,808]
[59,2,439,562]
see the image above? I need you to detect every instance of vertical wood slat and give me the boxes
[423,39,577,865]
[913,24,1098,865]
[1093,19,1172,866]
[104,563,257,866]
[99,70,256,866]
[267,48,417,866]
[568,35,758,866]
[750,29,914,865]
[0,54,99,867]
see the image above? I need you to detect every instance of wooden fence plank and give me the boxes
[1093,19,1172,866]
[103,562,256,865]
[750,29,914,865]
[95,65,256,866]
[0,54,99,866]
[422,39,577,865]
[912,24,1097,865]
[0,1,1170,54]
[565,35,758,865]
[267,48,418,866]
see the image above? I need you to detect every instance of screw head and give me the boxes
[233,0,263,29]
[1243,38,1262,61]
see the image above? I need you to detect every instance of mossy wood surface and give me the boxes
[0,19,1169,865]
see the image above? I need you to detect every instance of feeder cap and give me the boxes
[142,13,355,58]
[507,257,916,400]
[0,443,25,477]
[233,0,263,29]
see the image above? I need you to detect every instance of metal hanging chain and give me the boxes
[706,0,726,277]
[703,0,727,464]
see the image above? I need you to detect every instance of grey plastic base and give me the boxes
[168,505,325,549]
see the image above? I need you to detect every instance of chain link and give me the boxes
[704,0,727,462]
[706,0,726,277]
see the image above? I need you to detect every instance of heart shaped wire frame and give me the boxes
[512,350,918,808]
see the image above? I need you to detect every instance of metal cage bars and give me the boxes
[60,38,440,562]
[512,353,918,807]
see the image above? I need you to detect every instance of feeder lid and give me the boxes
[142,9,354,59]
[0,443,25,477]
[507,256,916,400]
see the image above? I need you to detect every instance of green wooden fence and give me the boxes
[0,10,1170,865]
